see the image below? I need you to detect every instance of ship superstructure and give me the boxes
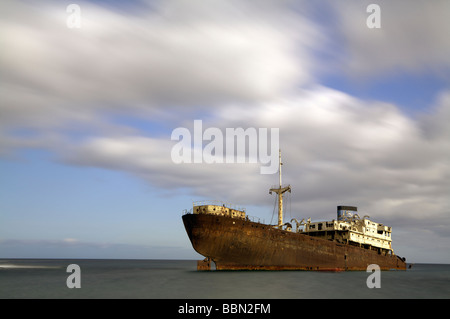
[302,206,393,254]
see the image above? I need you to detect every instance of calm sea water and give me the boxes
[0,259,449,299]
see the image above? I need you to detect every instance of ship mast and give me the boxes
[270,149,291,227]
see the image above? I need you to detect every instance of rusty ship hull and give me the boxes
[183,213,407,271]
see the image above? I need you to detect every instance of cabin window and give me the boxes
[318,223,322,231]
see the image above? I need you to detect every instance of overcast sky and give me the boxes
[1,0,449,263]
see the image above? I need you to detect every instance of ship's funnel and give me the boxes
[337,205,357,220]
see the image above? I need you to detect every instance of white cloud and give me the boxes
[327,0,450,77]
[0,0,322,160]
[60,87,450,236]
[0,0,314,130]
